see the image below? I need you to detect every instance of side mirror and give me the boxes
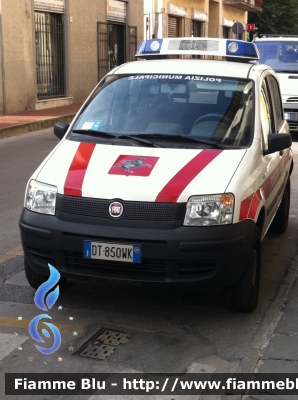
[263,133,292,155]
[54,122,70,140]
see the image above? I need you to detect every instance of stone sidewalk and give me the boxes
[0,103,82,139]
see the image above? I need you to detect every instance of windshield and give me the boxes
[72,74,254,148]
[256,40,298,72]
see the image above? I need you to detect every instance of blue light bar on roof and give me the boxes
[226,40,260,59]
[136,39,163,55]
[136,38,260,61]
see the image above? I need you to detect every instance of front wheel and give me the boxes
[225,227,261,312]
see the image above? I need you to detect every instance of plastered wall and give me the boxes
[209,2,220,37]
[1,0,35,114]
[222,6,247,32]
[68,0,144,104]
[0,0,246,115]
[68,0,106,103]
[157,0,247,38]
[0,0,144,114]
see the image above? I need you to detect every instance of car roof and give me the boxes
[255,36,298,42]
[111,58,270,80]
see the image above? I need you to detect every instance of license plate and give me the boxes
[83,241,142,263]
[285,113,290,120]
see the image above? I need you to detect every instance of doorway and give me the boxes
[108,23,125,69]
[35,12,65,99]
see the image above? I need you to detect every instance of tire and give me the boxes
[24,258,67,289]
[270,178,290,234]
[225,227,261,312]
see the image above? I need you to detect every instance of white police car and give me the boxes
[254,35,298,131]
[19,38,293,312]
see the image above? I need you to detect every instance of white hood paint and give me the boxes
[278,73,298,97]
[36,140,246,202]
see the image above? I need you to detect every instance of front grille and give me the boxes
[64,251,217,280]
[25,244,218,281]
[65,251,167,279]
[63,233,166,245]
[288,122,298,130]
[285,97,298,103]
[56,195,183,221]
[178,261,216,278]
[284,108,298,112]
[27,245,54,264]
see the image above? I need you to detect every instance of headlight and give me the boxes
[184,194,234,226]
[25,180,57,215]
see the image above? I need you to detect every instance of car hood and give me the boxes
[278,73,298,97]
[36,140,246,203]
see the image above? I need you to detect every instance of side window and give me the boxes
[266,75,284,131]
[260,85,272,148]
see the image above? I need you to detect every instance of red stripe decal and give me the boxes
[239,194,254,221]
[155,150,223,202]
[239,148,292,221]
[248,189,262,220]
[64,143,96,196]
[240,190,262,221]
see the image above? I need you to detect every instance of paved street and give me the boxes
[1,128,298,400]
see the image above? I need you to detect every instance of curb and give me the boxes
[0,114,76,139]
[240,255,298,376]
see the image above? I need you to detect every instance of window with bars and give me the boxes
[223,26,231,38]
[192,21,202,37]
[192,21,202,58]
[35,12,66,99]
[168,16,180,37]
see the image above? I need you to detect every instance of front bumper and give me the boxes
[19,206,256,289]
[284,105,298,131]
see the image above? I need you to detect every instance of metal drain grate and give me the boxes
[96,329,129,346]
[73,328,129,360]
[78,343,116,359]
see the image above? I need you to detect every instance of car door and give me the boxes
[260,72,290,232]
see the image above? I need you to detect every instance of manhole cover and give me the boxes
[73,328,129,361]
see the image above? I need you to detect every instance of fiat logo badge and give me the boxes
[109,201,123,218]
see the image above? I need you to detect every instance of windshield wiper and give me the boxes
[118,134,163,148]
[135,133,231,149]
[72,130,230,148]
[71,129,162,147]
[72,129,117,138]
[183,137,231,149]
